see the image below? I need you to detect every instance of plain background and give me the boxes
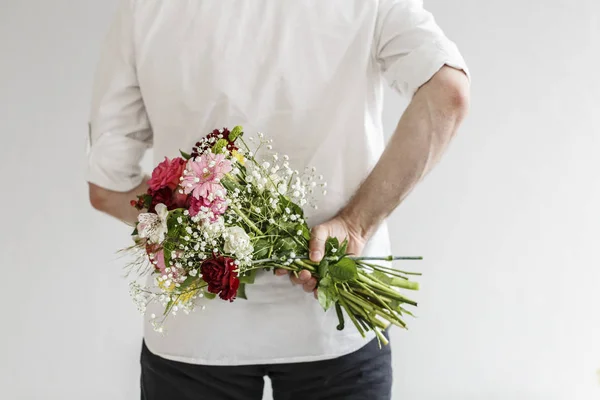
[1,0,599,399]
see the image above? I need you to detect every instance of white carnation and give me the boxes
[223,226,253,258]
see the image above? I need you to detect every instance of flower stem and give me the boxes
[337,295,366,338]
[293,259,316,272]
[231,205,263,236]
[349,256,423,261]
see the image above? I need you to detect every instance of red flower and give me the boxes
[191,128,238,158]
[148,157,186,191]
[148,187,174,212]
[200,255,240,301]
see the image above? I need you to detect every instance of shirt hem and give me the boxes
[143,335,375,366]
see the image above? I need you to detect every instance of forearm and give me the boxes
[339,66,470,238]
[89,178,149,225]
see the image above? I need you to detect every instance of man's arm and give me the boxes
[89,180,148,225]
[288,66,469,293]
[87,0,152,224]
[338,66,469,239]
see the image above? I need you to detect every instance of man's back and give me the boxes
[88,0,467,366]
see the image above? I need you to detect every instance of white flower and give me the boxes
[137,203,168,244]
[223,226,253,257]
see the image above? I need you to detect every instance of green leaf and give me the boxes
[329,257,358,282]
[239,268,257,284]
[162,241,175,263]
[252,239,271,259]
[339,238,349,256]
[142,194,153,210]
[203,290,217,300]
[166,210,186,239]
[325,237,340,256]
[237,283,247,299]
[179,150,192,160]
[274,237,297,253]
[131,227,138,236]
[317,284,336,311]
[319,275,332,288]
[318,259,329,278]
[297,223,311,241]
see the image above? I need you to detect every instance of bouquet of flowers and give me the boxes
[126,126,421,346]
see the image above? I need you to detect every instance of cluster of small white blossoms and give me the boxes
[244,132,327,210]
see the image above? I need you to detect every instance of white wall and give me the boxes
[1,1,598,399]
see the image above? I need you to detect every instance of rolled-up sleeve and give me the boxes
[86,0,152,192]
[375,0,470,98]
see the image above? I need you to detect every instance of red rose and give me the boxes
[147,157,186,191]
[200,255,240,302]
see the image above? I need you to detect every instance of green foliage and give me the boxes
[238,268,257,284]
[329,257,358,282]
[229,126,243,142]
[162,240,175,264]
[318,259,329,278]
[237,283,247,299]
[338,238,349,256]
[166,209,186,239]
[297,223,311,241]
[317,276,337,311]
[212,138,229,153]
[274,237,298,254]
[252,239,271,259]
[203,290,217,300]
[179,150,192,160]
[325,237,340,255]
[177,276,200,291]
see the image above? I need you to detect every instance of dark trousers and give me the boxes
[140,335,392,400]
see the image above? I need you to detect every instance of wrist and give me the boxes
[337,205,380,242]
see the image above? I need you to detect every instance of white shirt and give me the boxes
[87,0,468,366]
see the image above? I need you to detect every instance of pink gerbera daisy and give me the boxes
[181,152,232,200]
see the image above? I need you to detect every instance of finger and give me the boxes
[309,224,328,262]
[290,269,312,285]
[302,277,317,293]
[275,269,289,276]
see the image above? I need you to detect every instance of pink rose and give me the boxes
[148,157,186,191]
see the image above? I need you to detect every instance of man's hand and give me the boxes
[275,214,367,295]
[89,179,149,225]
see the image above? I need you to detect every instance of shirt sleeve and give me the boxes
[374,0,470,98]
[86,0,152,192]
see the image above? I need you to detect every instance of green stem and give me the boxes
[231,205,263,236]
[293,259,316,272]
[337,296,366,338]
[339,290,376,312]
[373,328,389,347]
[354,280,396,315]
[349,256,422,261]
[357,260,423,277]
[358,272,404,297]
[390,277,420,290]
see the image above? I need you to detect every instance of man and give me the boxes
[87,0,470,399]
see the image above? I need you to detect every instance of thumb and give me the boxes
[309,224,329,262]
